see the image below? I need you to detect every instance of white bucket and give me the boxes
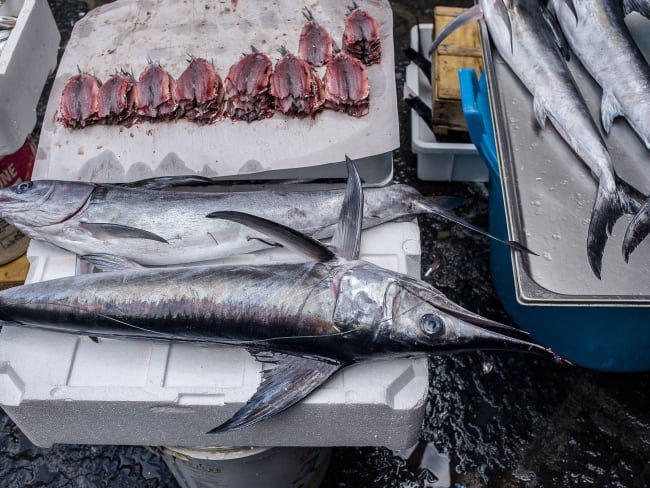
[159,445,331,488]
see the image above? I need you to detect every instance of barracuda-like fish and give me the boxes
[0,174,529,266]
[429,0,645,278]
[0,160,564,433]
[548,0,650,150]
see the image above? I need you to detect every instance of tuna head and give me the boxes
[0,180,95,227]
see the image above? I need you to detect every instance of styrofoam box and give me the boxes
[0,221,429,449]
[407,24,488,182]
[0,0,59,156]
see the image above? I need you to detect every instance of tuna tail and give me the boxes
[623,198,650,262]
[587,182,630,279]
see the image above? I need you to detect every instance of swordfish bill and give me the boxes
[0,160,565,434]
[430,0,638,278]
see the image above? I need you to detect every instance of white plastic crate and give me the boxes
[0,0,59,156]
[0,221,429,449]
[406,24,488,182]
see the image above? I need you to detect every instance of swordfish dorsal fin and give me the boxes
[206,210,337,262]
[330,156,363,260]
[208,354,342,433]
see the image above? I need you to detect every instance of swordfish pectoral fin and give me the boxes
[601,91,624,135]
[330,156,363,260]
[206,211,336,262]
[207,354,343,434]
[428,4,483,56]
[78,222,169,244]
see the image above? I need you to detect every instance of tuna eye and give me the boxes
[14,182,32,194]
[420,314,445,336]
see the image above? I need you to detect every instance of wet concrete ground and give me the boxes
[1,1,649,486]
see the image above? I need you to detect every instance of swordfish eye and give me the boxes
[13,181,33,194]
[419,313,446,337]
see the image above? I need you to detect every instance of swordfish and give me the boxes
[430,0,644,278]
[0,160,564,433]
[0,175,530,267]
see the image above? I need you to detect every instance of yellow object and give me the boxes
[431,6,484,134]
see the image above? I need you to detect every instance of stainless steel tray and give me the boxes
[481,15,650,305]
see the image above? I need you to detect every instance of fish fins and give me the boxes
[542,4,571,60]
[207,354,342,433]
[330,157,363,260]
[116,175,216,190]
[79,222,169,244]
[623,0,650,18]
[587,183,629,279]
[411,198,538,255]
[428,4,484,56]
[81,253,145,271]
[533,95,548,129]
[601,91,624,134]
[206,211,336,262]
[88,336,100,343]
[623,198,650,262]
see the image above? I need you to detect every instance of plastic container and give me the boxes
[406,24,488,182]
[0,0,60,156]
[0,221,429,449]
[459,68,650,372]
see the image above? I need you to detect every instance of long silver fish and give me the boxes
[548,0,650,150]
[430,0,642,278]
[0,161,564,433]
[0,176,529,267]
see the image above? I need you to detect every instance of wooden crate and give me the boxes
[431,6,483,136]
[0,253,29,290]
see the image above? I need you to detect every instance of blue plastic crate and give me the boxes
[459,68,650,372]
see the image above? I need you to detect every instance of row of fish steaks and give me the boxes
[58,7,382,128]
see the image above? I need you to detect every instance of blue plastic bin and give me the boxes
[458,69,650,372]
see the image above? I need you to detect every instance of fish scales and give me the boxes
[0,181,426,266]
[550,0,650,149]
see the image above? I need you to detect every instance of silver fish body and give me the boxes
[0,159,562,433]
[432,0,636,277]
[549,0,650,149]
[0,180,429,266]
[0,255,558,432]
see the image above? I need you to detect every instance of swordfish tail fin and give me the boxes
[623,197,650,263]
[587,182,630,279]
